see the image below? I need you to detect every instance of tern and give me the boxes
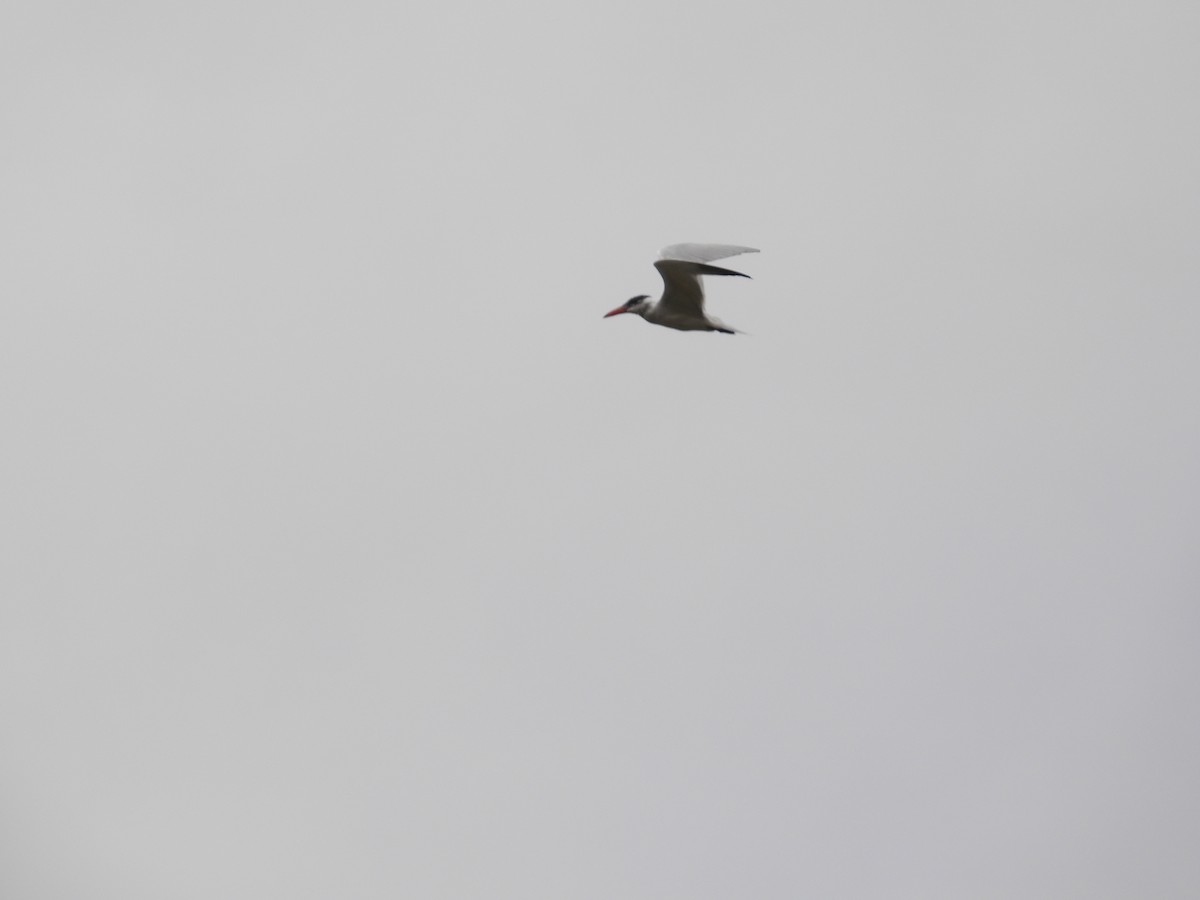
[603,243,759,334]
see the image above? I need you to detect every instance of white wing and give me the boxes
[659,243,759,264]
[653,255,755,320]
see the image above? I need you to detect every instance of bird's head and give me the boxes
[603,295,651,319]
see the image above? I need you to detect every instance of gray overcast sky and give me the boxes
[3,1,1199,897]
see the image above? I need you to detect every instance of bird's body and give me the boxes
[603,243,759,334]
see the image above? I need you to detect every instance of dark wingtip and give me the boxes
[690,262,752,278]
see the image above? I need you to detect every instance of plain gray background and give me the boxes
[3,1,1199,897]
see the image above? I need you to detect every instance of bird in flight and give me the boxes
[603,243,759,334]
